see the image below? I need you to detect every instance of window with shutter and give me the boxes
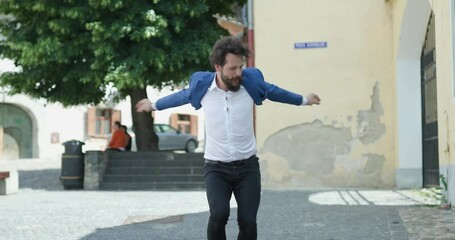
[86,107,121,138]
[169,113,198,137]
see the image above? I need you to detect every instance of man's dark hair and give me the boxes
[114,121,121,128]
[209,36,249,68]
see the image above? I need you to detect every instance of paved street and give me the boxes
[1,159,455,240]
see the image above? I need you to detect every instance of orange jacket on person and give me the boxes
[108,129,127,149]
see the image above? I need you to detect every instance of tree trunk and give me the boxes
[129,88,159,151]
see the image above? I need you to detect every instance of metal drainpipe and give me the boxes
[247,0,254,68]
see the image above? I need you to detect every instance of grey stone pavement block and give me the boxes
[0,164,454,239]
[1,187,453,240]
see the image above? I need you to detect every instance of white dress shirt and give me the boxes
[201,77,257,162]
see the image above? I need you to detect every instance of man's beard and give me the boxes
[220,72,242,92]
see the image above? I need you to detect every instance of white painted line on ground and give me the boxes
[308,191,347,205]
[358,190,412,206]
[308,190,441,206]
[349,191,369,205]
[339,191,357,205]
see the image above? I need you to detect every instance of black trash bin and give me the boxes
[60,140,85,190]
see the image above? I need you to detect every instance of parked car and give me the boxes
[153,124,198,153]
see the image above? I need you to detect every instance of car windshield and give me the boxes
[155,124,178,134]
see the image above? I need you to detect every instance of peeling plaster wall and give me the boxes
[260,83,392,188]
[254,0,395,189]
[356,83,386,145]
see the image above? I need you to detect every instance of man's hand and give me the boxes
[306,93,321,106]
[135,98,154,112]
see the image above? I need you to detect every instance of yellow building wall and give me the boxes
[254,0,396,188]
[431,0,455,204]
[432,1,453,165]
[390,0,455,205]
[391,0,406,58]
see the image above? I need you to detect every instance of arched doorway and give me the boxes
[0,103,35,159]
[420,12,439,187]
[395,0,431,188]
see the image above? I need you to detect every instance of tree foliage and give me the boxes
[0,0,245,151]
[0,0,245,105]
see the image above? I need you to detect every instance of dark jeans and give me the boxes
[204,155,261,240]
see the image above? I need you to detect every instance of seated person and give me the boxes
[121,125,132,152]
[106,121,127,151]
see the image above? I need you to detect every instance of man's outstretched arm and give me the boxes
[135,88,191,112]
[264,81,321,106]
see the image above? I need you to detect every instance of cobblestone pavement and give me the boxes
[400,207,455,240]
[1,159,454,240]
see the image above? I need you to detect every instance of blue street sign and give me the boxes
[294,42,327,49]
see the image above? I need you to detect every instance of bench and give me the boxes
[0,170,18,195]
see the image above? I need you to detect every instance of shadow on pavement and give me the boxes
[72,191,414,240]
[77,201,407,240]
[78,211,239,240]
[18,169,65,191]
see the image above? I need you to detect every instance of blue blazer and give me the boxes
[155,68,303,110]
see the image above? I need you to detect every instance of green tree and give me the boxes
[0,0,245,151]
